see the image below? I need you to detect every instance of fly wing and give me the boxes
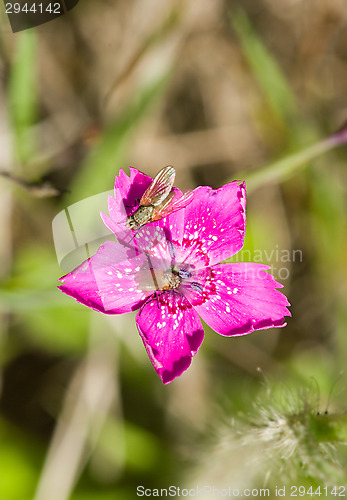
[140,166,175,206]
[152,190,194,220]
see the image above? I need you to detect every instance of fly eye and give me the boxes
[190,282,203,292]
[179,269,191,279]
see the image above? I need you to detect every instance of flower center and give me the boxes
[135,267,182,293]
[160,270,181,291]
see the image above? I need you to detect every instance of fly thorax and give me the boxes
[133,205,154,226]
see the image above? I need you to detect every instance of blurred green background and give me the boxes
[0,0,347,498]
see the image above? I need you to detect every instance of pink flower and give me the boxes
[58,168,291,384]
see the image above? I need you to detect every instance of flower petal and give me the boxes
[58,240,151,314]
[194,263,291,336]
[177,182,247,267]
[101,168,152,231]
[136,291,204,384]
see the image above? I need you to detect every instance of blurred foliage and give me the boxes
[0,1,347,499]
[69,74,170,203]
[8,31,37,165]
[0,419,43,500]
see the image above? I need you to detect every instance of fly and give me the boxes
[126,166,193,231]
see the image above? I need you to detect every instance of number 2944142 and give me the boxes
[5,2,62,14]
